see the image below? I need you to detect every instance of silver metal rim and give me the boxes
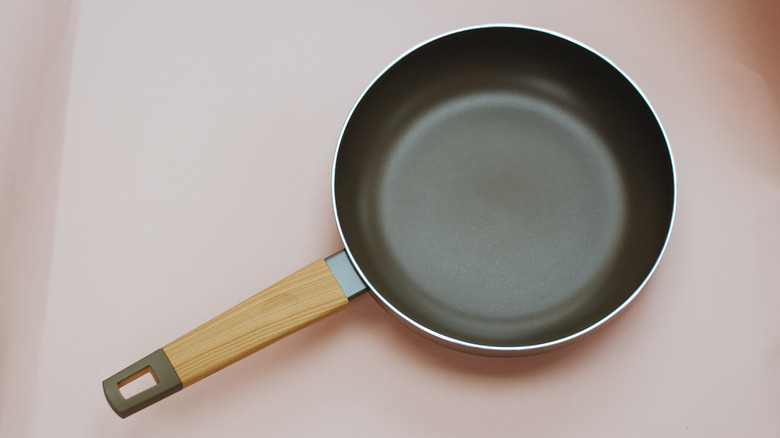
[330,24,677,354]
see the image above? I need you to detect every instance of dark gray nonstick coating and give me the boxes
[333,26,675,352]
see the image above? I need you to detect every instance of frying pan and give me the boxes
[103,25,675,418]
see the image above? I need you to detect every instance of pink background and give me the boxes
[2,1,779,436]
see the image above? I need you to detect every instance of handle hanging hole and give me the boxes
[118,366,158,399]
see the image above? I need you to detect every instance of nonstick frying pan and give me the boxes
[103,25,676,418]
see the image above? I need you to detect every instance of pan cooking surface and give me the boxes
[334,27,674,349]
[371,90,627,345]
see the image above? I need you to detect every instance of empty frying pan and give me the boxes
[103,25,676,418]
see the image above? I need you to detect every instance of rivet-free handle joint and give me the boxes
[102,348,182,418]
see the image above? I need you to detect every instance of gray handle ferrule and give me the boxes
[325,250,368,299]
[102,348,182,418]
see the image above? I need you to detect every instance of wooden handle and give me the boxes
[162,258,349,387]
[103,257,354,417]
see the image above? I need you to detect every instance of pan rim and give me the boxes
[330,23,677,354]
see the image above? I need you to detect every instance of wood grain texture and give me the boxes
[162,259,348,387]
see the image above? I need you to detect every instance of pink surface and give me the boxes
[2,1,779,436]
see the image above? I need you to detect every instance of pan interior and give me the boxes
[334,28,674,348]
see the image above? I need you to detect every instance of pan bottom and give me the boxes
[364,90,629,346]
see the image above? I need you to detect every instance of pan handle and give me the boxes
[103,251,366,418]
